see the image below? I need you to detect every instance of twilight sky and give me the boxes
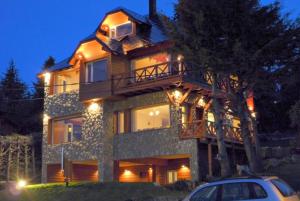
[0,0,299,86]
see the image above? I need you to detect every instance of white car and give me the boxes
[183,176,299,201]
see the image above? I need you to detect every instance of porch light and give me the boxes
[149,111,154,116]
[197,97,206,107]
[124,169,131,176]
[44,72,51,84]
[173,90,182,100]
[177,55,183,61]
[155,110,160,115]
[43,114,49,124]
[251,112,256,118]
[88,102,100,113]
[181,165,186,168]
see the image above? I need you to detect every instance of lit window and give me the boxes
[118,111,124,134]
[86,59,108,83]
[207,112,215,122]
[167,170,178,184]
[110,22,133,39]
[51,117,83,144]
[131,105,170,132]
[54,70,79,94]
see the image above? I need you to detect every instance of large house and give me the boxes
[40,0,244,184]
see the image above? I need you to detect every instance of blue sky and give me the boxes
[0,0,299,85]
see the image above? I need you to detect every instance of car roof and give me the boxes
[199,176,279,187]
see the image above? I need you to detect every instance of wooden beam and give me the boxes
[179,87,193,105]
[208,143,213,177]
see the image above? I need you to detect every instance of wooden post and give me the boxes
[7,144,12,181]
[208,143,213,177]
[152,165,156,183]
[113,160,119,182]
[24,145,29,178]
[32,145,36,177]
[16,139,20,179]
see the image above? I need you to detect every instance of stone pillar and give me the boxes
[190,140,199,182]
[99,101,115,182]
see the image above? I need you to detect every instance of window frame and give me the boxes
[110,21,133,39]
[131,104,171,132]
[85,58,108,83]
[49,114,83,145]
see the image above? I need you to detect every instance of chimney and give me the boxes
[149,0,157,19]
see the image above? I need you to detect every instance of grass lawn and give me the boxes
[0,182,187,201]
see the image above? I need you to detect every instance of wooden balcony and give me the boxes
[111,61,186,96]
[111,61,233,97]
[179,120,242,143]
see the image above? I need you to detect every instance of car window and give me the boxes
[251,182,268,199]
[271,179,296,197]
[190,185,219,201]
[221,182,251,201]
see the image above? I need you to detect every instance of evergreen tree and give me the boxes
[0,60,28,134]
[167,0,299,173]
[30,56,56,132]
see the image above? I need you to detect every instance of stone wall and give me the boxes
[42,90,200,182]
[110,91,199,181]
[42,91,104,182]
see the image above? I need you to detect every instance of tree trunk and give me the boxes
[236,93,258,172]
[248,112,263,172]
[211,73,232,177]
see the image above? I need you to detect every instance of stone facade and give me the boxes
[42,90,199,182]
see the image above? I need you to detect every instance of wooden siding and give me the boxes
[119,165,152,183]
[167,158,191,181]
[79,80,112,101]
[47,163,98,183]
[118,158,191,184]
[72,164,98,182]
[47,164,65,183]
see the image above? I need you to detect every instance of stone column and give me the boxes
[190,140,199,182]
[99,101,115,182]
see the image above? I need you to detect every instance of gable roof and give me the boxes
[41,57,72,74]
[39,7,170,74]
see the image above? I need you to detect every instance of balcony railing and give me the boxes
[179,120,242,142]
[112,61,187,90]
[180,120,205,139]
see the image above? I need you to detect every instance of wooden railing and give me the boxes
[180,120,205,139]
[112,61,187,90]
[206,121,242,142]
[179,120,242,142]
[111,61,238,93]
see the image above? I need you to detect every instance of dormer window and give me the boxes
[110,22,133,39]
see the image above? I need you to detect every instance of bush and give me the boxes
[165,180,193,192]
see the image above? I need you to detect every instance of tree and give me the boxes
[30,56,56,132]
[167,0,299,174]
[0,60,28,134]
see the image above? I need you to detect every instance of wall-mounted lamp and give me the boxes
[88,102,100,113]
[44,72,51,84]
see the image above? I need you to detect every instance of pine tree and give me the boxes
[167,0,299,173]
[0,60,28,134]
[30,56,56,132]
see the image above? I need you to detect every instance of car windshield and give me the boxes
[271,178,296,197]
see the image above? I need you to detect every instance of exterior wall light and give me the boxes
[88,102,100,113]
[173,90,182,101]
[197,97,206,107]
[44,72,51,85]
[43,114,50,125]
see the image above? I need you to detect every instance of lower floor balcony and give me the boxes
[179,120,242,143]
